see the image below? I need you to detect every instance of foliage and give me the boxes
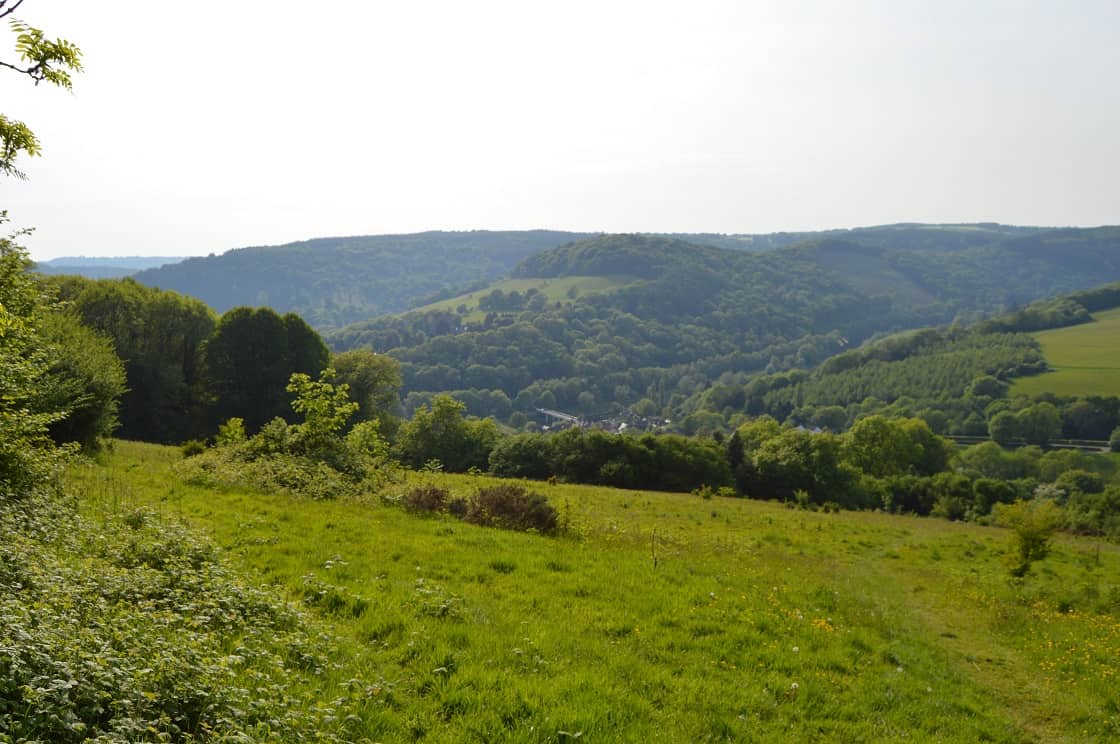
[0,479,365,741]
[34,311,126,452]
[326,230,1120,428]
[394,394,500,473]
[993,498,1067,577]
[331,347,402,431]
[181,370,393,499]
[48,275,217,443]
[204,306,330,432]
[1,6,83,178]
[0,224,67,494]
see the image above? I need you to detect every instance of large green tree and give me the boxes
[51,276,217,443]
[205,307,330,432]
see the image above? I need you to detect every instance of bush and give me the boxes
[404,484,449,513]
[465,484,558,534]
[180,439,207,457]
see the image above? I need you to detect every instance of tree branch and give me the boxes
[0,1,26,21]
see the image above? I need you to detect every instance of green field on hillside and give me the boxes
[413,275,633,323]
[66,441,1120,742]
[1012,307,1120,397]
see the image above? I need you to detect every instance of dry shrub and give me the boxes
[466,484,558,534]
[403,484,449,513]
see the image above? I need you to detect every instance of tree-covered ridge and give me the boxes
[133,230,597,329]
[327,230,1120,427]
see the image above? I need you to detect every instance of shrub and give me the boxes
[404,484,450,513]
[465,484,558,534]
[993,498,1066,577]
[180,439,207,457]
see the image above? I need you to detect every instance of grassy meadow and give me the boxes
[69,441,1120,742]
[1012,307,1120,398]
[414,276,632,323]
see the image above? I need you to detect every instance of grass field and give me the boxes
[413,276,633,324]
[1012,307,1120,397]
[69,441,1120,742]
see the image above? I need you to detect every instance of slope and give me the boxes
[1012,306,1120,397]
[73,440,1120,742]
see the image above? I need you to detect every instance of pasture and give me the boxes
[1012,307,1120,398]
[69,441,1120,742]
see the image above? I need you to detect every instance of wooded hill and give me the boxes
[133,231,597,329]
[129,223,1056,331]
[325,228,1120,427]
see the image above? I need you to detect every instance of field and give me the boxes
[1012,307,1120,397]
[69,441,1120,742]
[413,275,633,323]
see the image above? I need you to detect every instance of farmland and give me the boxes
[66,441,1120,742]
[1013,307,1120,398]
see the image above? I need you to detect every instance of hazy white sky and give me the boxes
[4,0,1118,260]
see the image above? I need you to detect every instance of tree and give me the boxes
[0,221,66,492]
[52,277,217,442]
[1017,402,1063,446]
[205,307,329,432]
[331,348,402,430]
[1110,426,1120,453]
[35,311,126,452]
[993,499,1066,577]
[2,3,83,178]
[394,394,499,472]
[988,410,1019,446]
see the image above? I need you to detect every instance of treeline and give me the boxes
[38,276,401,448]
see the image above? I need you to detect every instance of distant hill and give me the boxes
[127,223,1053,331]
[34,256,186,279]
[132,231,598,329]
[326,228,1120,427]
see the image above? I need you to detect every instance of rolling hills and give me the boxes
[127,223,1058,332]
[325,228,1120,426]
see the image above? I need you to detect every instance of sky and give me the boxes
[3,0,1118,261]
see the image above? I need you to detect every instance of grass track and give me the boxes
[1012,307,1120,397]
[70,441,1120,742]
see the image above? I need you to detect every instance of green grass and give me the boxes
[69,441,1120,742]
[413,276,633,323]
[1013,307,1120,397]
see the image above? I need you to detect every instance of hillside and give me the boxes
[68,441,1120,742]
[133,231,598,329]
[126,223,1053,331]
[327,229,1120,427]
[1012,306,1120,398]
[688,280,1120,438]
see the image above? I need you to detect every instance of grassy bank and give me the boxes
[68,441,1120,742]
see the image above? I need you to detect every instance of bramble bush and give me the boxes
[0,488,368,741]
